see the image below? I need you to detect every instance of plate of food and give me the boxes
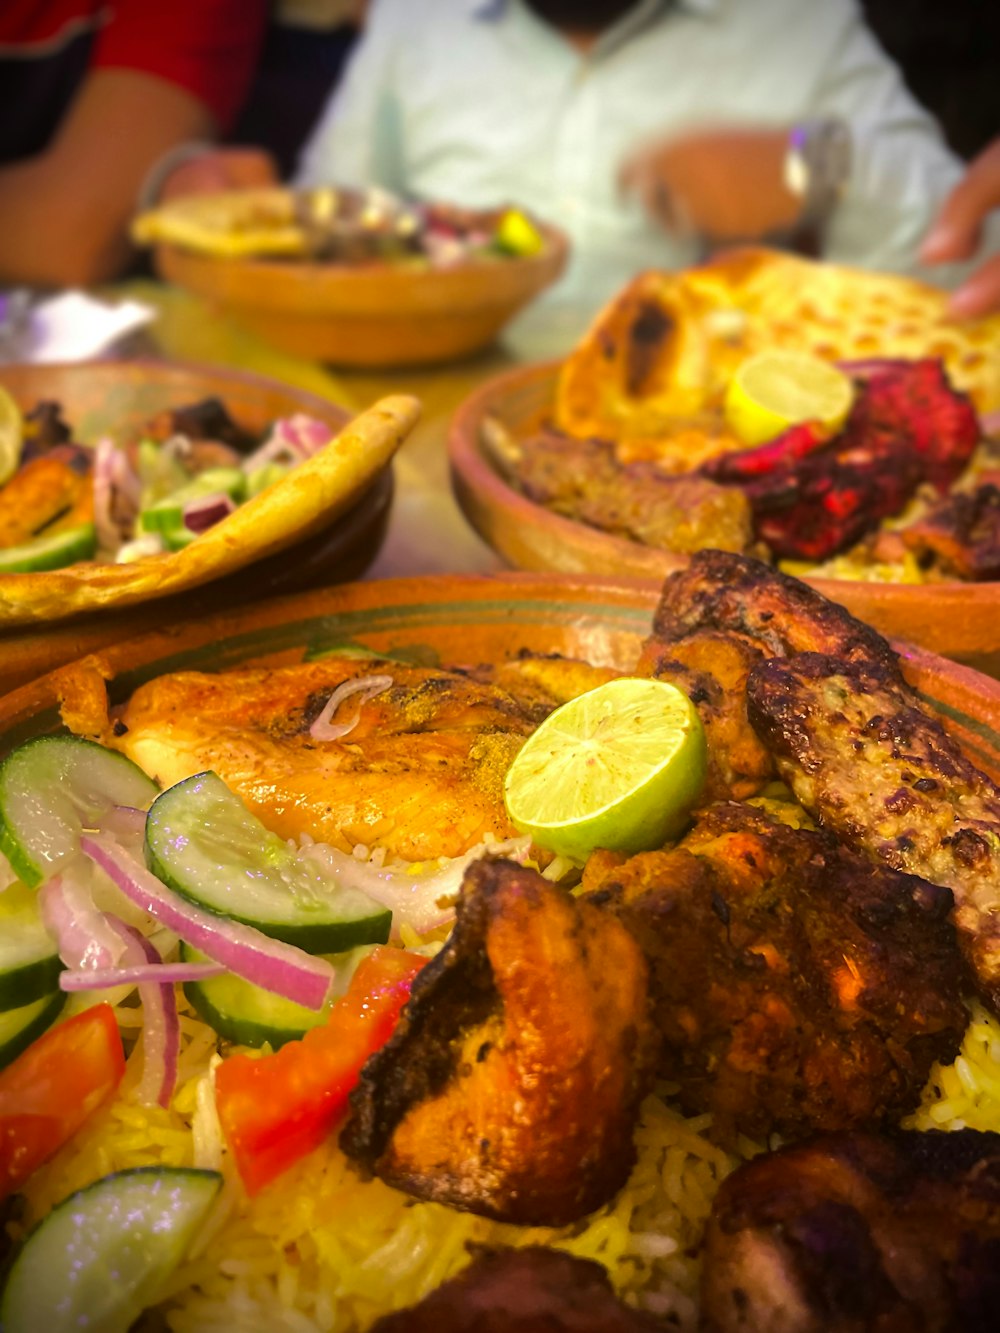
[3,558,1000,1330]
[0,360,418,631]
[133,186,569,368]
[449,247,1000,665]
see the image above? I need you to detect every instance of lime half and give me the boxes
[724,349,854,446]
[0,387,23,486]
[504,677,707,861]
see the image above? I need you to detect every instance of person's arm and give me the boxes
[921,138,1000,319]
[0,70,219,287]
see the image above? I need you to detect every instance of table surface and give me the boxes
[123,281,588,584]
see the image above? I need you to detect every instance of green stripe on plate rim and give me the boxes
[914,688,1000,770]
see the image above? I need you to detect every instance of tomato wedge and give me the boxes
[0,1003,125,1201]
[215,945,427,1195]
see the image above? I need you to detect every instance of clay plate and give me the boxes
[1,574,998,790]
[449,361,1000,672]
[0,361,396,691]
[156,222,568,369]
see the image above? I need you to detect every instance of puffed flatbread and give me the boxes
[0,395,420,627]
[556,248,1000,443]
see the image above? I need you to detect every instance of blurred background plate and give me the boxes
[155,220,568,369]
[0,573,998,789]
[0,360,396,687]
[448,360,1000,675]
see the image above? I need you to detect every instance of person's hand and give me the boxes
[160,147,280,201]
[921,138,1000,321]
[620,127,802,243]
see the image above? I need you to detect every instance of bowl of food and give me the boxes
[133,186,569,368]
[0,360,419,640]
[3,559,1000,1329]
[449,247,1000,668]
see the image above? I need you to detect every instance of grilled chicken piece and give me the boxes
[747,653,1000,1014]
[633,550,902,804]
[584,803,966,1142]
[900,482,1000,580]
[485,425,755,555]
[341,858,658,1225]
[115,657,536,861]
[652,549,901,675]
[636,629,774,802]
[369,1246,664,1332]
[701,1129,1000,1333]
[484,653,622,712]
[0,449,92,548]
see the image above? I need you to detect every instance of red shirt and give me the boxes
[0,0,265,159]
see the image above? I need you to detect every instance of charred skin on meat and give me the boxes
[634,551,901,804]
[652,550,901,673]
[701,1129,1000,1333]
[584,803,966,1142]
[747,653,1000,1014]
[636,629,774,802]
[900,482,1000,581]
[368,1246,664,1332]
[340,858,658,1226]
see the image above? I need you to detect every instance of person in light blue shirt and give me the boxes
[295,0,990,327]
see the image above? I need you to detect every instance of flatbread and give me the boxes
[0,395,420,626]
[556,248,1000,443]
[132,188,310,258]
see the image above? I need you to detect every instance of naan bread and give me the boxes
[132,189,309,258]
[0,396,419,626]
[556,249,1000,445]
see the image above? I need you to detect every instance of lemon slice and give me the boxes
[0,387,24,487]
[503,677,707,862]
[724,350,854,446]
[494,208,544,257]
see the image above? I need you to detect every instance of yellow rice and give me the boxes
[13,995,1000,1329]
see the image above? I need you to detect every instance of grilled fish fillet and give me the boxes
[115,658,539,862]
[748,652,1000,1012]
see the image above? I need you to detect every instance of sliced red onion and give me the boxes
[93,438,141,552]
[242,414,332,474]
[80,833,335,1011]
[160,433,195,466]
[106,918,179,1108]
[39,871,127,971]
[310,674,394,741]
[981,410,1000,440]
[299,834,532,936]
[60,959,226,991]
[182,492,235,534]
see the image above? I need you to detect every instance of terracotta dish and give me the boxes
[449,360,1000,672]
[155,219,568,369]
[2,574,998,788]
[0,360,416,633]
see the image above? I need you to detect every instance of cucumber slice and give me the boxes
[0,991,65,1068]
[0,736,160,888]
[145,771,391,952]
[0,522,97,573]
[139,466,246,535]
[0,1165,222,1333]
[180,942,338,1047]
[0,883,62,1009]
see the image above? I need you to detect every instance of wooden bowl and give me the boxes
[0,361,397,684]
[1,573,998,786]
[449,361,1000,673]
[157,223,569,369]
